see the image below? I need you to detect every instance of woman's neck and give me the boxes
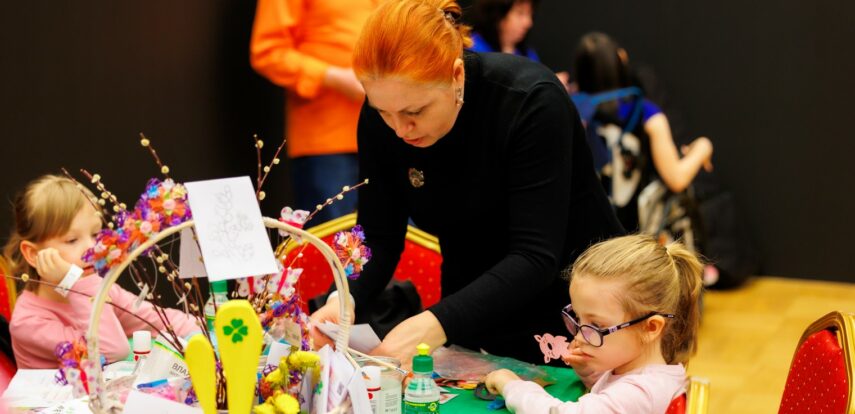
[613,341,668,375]
[36,283,70,304]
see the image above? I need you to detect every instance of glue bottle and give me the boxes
[131,330,152,375]
[403,343,440,414]
[364,365,384,414]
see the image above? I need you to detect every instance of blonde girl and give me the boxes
[4,175,197,368]
[486,234,702,413]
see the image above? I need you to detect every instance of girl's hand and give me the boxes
[561,338,601,388]
[34,248,71,284]
[370,311,446,370]
[485,369,521,395]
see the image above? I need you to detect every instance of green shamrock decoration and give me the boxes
[223,318,249,343]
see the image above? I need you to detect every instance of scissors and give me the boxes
[474,382,507,410]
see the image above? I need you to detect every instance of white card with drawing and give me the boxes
[185,176,279,282]
[178,227,207,279]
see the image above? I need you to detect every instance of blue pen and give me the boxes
[136,378,168,389]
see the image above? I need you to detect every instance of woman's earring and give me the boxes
[456,88,464,106]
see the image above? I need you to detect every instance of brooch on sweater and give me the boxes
[408,168,425,188]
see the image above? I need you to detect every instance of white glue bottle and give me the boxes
[131,330,152,375]
[364,365,384,414]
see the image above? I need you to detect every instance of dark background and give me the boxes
[1,1,853,282]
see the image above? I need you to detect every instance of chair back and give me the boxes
[778,311,855,414]
[0,257,16,321]
[665,376,710,414]
[278,213,442,310]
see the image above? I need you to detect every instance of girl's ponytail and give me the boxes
[664,242,704,364]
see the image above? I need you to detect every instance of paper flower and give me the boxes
[83,178,192,277]
[332,225,372,279]
[278,207,310,238]
[54,337,102,397]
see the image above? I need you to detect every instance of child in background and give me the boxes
[485,234,702,413]
[3,175,199,369]
[573,32,713,231]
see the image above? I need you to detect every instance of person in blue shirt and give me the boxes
[573,32,714,230]
[469,0,539,61]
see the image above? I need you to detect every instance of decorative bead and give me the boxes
[316,204,323,210]
[161,165,170,174]
[140,138,150,147]
[342,186,350,191]
[184,282,192,290]
[91,174,101,183]
[256,140,264,149]
[258,191,266,201]
[158,266,167,273]
[263,166,271,173]
[21,273,29,282]
[98,199,106,206]
[336,195,344,200]
[273,158,280,165]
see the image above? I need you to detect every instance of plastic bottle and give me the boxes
[204,280,229,332]
[130,330,152,375]
[364,365,383,414]
[403,343,440,414]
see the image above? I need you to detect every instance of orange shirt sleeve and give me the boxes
[250,0,330,99]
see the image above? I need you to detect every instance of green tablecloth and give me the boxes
[442,366,586,413]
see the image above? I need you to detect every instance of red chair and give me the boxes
[277,213,442,311]
[0,257,17,322]
[778,311,854,413]
[664,377,710,414]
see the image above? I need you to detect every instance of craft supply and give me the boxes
[185,334,218,414]
[132,331,152,362]
[364,366,383,414]
[349,347,409,377]
[404,343,440,414]
[204,280,229,332]
[215,300,263,414]
[356,356,403,414]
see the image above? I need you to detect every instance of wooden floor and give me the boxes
[687,276,855,413]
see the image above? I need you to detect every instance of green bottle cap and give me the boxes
[211,280,228,294]
[412,343,433,373]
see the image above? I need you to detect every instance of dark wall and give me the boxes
[522,1,855,282]
[0,2,291,246]
[1,1,853,282]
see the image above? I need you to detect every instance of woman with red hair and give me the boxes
[311,0,623,366]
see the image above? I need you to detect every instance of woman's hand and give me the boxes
[370,311,447,370]
[323,67,365,101]
[485,368,521,395]
[34,248,71,284]
[308,294,355,350]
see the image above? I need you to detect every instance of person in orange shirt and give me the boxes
[250,0,378,223]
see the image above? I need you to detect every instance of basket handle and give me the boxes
[84,217,353,412]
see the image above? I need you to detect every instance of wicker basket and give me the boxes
[84,217,354,413]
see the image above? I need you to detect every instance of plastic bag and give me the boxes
[432,345,555,383]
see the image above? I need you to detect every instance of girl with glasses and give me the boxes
[485,234,703,413]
